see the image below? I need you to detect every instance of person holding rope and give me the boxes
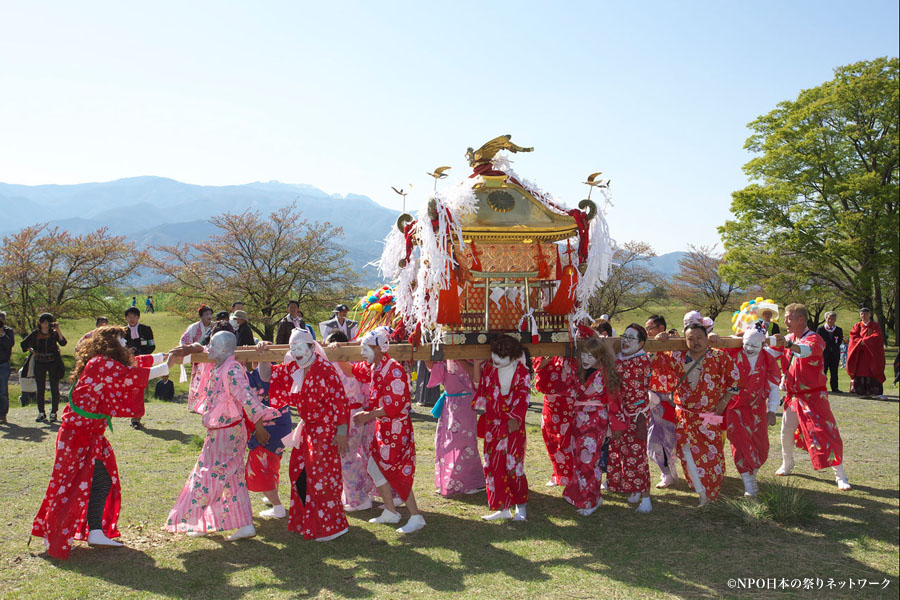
[32,326,172,558]
[651,323,738,505]
[774,303,851,490]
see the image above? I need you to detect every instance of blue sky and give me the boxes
[1,1,897,253]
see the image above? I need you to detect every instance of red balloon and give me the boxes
[378,296,391,305]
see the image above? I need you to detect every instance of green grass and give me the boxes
[1,312,897,599]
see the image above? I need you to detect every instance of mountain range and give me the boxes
[0,177,685,284]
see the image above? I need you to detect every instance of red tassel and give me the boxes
[437,268,462,325]
[544,264,578,315]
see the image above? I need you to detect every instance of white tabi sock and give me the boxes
[833,464,851,490]
[513,504,527,521]
[482,509,512,521]
[87,529,123,548]
[740,472,758,497]
[636,497,652,513]
[682,444,707,505]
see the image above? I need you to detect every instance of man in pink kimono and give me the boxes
[165,331,279,540]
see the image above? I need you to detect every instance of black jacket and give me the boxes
[816,325,844,358]
[20,329,67,378]
[235,322,255,347]
[275,316,315,344]
[125,323,156,355]
[153,378,175,401]
[0,326,14,363]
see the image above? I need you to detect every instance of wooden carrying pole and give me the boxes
[189,336,771,364]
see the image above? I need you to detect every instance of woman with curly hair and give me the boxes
[31,326,173,559]
[563,335,626,516]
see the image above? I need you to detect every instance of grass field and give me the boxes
[1,310,897,599]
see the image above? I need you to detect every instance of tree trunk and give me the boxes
[895,276,900,346]
[873,275,886,345]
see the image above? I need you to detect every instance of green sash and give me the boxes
[67,379,114,432]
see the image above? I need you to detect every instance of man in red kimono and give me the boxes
[846,307,886,398]
[267,329,350,541]
[775,303,850,490]
[652,323,738,505]
[726,328,781,497]
[32,327,172,559]
[352,327,425,534]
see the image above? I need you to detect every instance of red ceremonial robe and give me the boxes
[847,320,886,392]
[533,356,577,487]
[269,356,350,540]
[608,353,653,494]
[780,330,844,469]
[32,354,152,559]
[352,357,416,500]
[474,362,531,510]
[652,349,737,502]
[725,349,780,474]
[563,367,626,509]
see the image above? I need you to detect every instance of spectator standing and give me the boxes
[846,307,886,398]
[20,313,67,423]
[131,297,136,307]
[275,300,316,344]
[124,307,156,430]
[319,304,359,340]
[153,375,175,401]
[816,311,844,393]
[232,310,255,347]
[0,311,14,424]
[145,296,155,314]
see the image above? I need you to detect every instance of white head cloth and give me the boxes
[361,326,392,352]
[684,310,715,334]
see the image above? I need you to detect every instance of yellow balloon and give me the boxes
[367,304,377,311]
[741,302,749,309]
[367,290,376,297]
[755,296,764,302]
[371,303,384,313]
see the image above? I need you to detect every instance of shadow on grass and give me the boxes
[48,480,898,599]
[0,422,52,442]
[139,425,198,445]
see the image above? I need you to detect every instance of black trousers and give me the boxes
[33,361,61,415]
[88,460,112,530]
[823,354,840,392]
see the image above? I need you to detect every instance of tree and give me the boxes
[588,241,659,319]
[0,225,147,333]
[669,244,736,320]
[720,57,899,343]
[151,204,357,341]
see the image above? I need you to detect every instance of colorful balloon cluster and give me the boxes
[732,296,779,334]
[360,285,395,314]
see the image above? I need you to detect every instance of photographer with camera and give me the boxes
[20,313,67,423]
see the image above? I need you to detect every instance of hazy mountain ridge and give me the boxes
[0,177,686,284]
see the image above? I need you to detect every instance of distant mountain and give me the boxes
[0,177,400,284]
[644,251,686,280]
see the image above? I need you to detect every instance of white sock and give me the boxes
[627,492,641,503]
[740,472,757,496]
[681,444,706,502]
[482,509,512,521]
[315,527,348,542]
[397,514,427,534]
[514,504,527,521]
[225,525,256,541]
[833,464,851,490]
[636,497,652,513]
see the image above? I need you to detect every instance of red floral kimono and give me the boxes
[726,349,780,474]
[533,356,577,487]
[32,354,153,559]
[563,367,625,509]
[608,353,653,495]
[652,349,737,502]
[473,362,531,510]
[270,356,350,540]
[352,357,416,500]
[780,330,844,469]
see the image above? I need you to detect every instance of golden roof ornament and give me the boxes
[465,134,534,168]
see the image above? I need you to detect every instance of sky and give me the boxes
[1,1,897,253]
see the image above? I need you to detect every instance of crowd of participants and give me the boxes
[0,300,892,559]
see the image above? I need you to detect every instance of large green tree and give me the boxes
[720,57,899,342]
